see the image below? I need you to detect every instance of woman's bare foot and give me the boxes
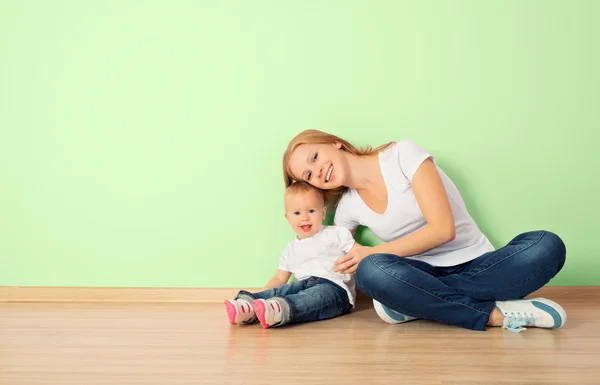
[486,306,504,327]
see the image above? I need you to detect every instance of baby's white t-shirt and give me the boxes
[279,226,357,305]
[334,140,494,267]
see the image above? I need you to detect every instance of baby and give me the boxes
[225,181,358,328]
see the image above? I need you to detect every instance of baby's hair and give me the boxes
[285,181,325,206]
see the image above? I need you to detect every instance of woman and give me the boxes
[282,129,567,331]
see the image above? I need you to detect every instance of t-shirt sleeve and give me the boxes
[278,245,291,272]
[333,193,360,231]
[334,226,356,253]
[396,140,434,182]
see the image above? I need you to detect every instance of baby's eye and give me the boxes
[309,209,316,213]
[294,211,300,215]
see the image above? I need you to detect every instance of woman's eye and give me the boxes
[307,172,312,181]
[313,153,318,162]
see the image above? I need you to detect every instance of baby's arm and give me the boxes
[262,269,292,291]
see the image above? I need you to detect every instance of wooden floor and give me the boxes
[1,288,599,385]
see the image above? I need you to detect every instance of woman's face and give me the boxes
[288,142,348,190]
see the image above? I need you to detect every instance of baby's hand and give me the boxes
[333,245,373,275]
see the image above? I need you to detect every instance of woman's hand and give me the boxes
[334,245,373,275]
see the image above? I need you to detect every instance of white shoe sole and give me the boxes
[373,299,417,324]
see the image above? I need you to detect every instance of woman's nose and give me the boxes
[314,165,323,180]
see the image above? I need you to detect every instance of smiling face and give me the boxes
[284,188,326,239]
[287,142,350,190]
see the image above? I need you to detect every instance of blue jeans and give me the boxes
[355,230,567,331]
[236,277,351,327]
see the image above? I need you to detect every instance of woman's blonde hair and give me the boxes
[282,129,393,205]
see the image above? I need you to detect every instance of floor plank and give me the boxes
[1,288,599,385]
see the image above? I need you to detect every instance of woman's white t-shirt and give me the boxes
[333,140,494,267]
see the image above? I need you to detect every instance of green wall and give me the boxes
[1,1,598,287]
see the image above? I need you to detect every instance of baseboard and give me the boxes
[0,286,597,304]
[0,287,262,303]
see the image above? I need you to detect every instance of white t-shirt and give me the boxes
[279,226,357,305]
[334,140,494,267]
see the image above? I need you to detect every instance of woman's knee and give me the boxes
[538,231,567,269]
[355,253,408,293]
[355,255,377,292]
[520,230,567,269]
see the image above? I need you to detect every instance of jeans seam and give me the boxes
[368,257,491,316]
[445,253,563,296]
[464,231,546,279]
[499,258,563,292]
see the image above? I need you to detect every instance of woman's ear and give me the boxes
[332,142,342,149]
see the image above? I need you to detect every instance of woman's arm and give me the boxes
[334,158,455,274]
[374,157,455,254]
[263,269,293,290]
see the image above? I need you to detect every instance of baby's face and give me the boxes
[284,191,326,239]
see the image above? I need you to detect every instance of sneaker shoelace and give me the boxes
[504,311,536,332]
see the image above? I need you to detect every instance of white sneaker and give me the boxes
[495,297,567,332]
[373,300,418,324]
[253,299,283,329]
[224,299,255,324]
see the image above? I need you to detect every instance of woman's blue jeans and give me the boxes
[355,230,567,331]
